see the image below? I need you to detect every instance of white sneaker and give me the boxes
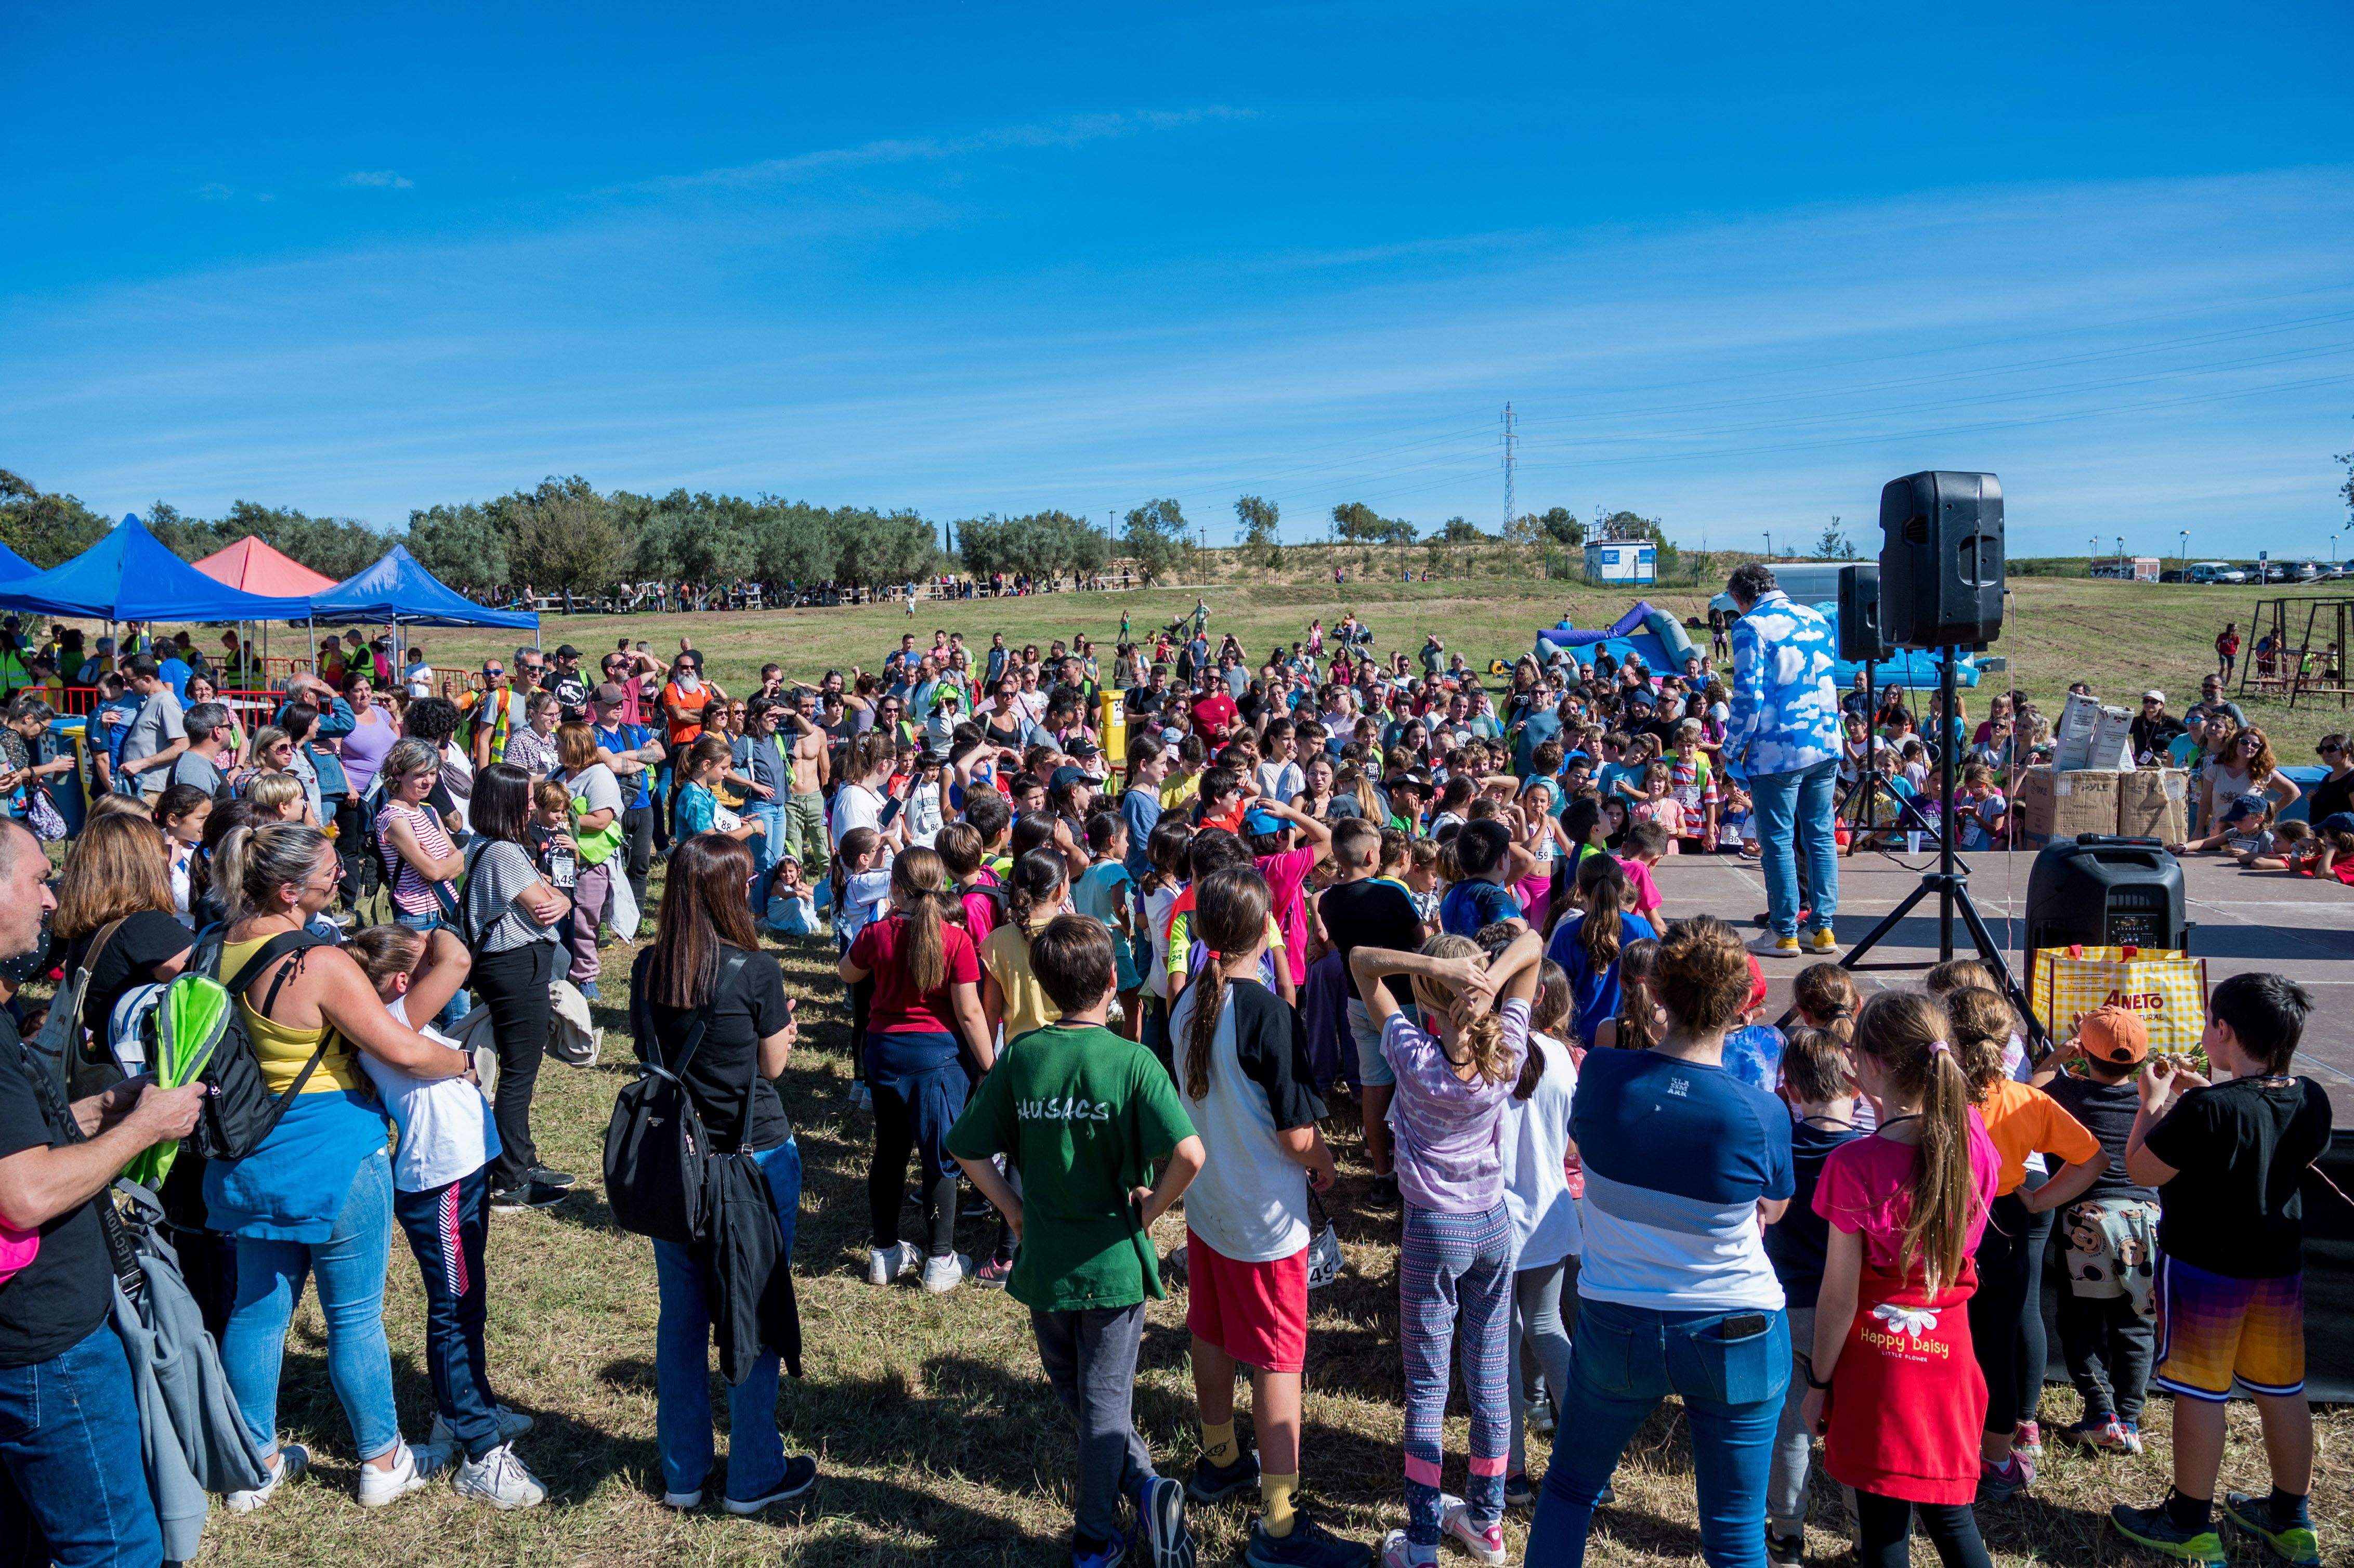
[867,1240,921,1286]
[430,1404,534,1447]
[1440,1493,1508,1565]
[358,1440,453,1508]
[921,1251,975,1293]
[1748,931,1802,958]
[453,1442,549,1509]
[225,1444,309,1514]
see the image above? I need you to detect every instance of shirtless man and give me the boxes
[783,686,831,874]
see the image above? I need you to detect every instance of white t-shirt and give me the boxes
[834,866,894,947]
[1498,1031,1582,1269]
[362,995,500,1192]
[831,782,884,848]
[1256,759,1303,804]
[1141,884,1180,1000]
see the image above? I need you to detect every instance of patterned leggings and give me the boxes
[1401,1199,1513,1547]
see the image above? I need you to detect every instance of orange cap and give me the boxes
[2080,1004,2149,1065]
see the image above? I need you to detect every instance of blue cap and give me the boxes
[1049,765,1093,793]
[1243,807,1285,835]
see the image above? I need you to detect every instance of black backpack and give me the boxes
[604,951,749,1245]
[168,927,337,1163]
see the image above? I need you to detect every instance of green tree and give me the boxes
[500,476,632,589]
[1442,517,1483,543]
[0,469,113,567]
[836,509,938,586]
[1123,498,1190,583]
[1234,494,1280,551]
[405,501,510,591]
[1331,500,1381,544]
[1378,515,1418,545]
[1539,506,1582,546]
[1810,516,1859,560]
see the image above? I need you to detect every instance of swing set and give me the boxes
[2238,597,2354,708]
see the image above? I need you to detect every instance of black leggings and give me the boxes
[474,940,556,1191]
[1855,1492,1992,1568]
[1969,1185,2053,1434]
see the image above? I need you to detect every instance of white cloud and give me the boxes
[340,170,414,190]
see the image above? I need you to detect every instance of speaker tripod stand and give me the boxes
[1825,645,2050,1052]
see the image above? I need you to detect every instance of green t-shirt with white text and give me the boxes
[947,1022,1196,1312]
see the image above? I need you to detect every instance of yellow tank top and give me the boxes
[981,917,1064,1042]
[221,935,363,1094]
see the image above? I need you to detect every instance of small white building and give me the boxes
[1583,540,1656,584]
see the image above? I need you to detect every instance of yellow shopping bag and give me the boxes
[2030,945,2208,1057]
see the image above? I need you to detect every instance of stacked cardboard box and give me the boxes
[2013,765,2189,847]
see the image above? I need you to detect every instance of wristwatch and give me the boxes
[1798,1355,1833,1391]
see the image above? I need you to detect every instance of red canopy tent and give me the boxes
[190,536,339,596]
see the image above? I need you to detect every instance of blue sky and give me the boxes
[6,2,2351,557]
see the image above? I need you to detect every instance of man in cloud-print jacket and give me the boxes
[1725,564,1843,955]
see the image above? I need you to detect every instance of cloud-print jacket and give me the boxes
[1725,590,1843,779]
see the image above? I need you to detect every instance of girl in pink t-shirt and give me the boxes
[1803,991,1999,1566]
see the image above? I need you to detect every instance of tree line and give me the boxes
[0,467,1644,595]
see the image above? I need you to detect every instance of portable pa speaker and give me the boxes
[1878,471,2005,647]
[1837,564,1892,663]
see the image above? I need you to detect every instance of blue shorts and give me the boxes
[1347,999,1396,1089]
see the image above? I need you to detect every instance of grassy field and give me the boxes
[198,859,2353,1568]
[287,572,2354,755]
[127,572,2352,1563]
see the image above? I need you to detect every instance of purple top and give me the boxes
[339,707,397,795]
[1382,997,1530,1215]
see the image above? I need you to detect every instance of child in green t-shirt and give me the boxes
[949,916,1206,1568]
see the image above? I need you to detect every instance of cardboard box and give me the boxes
[2117,767,2190,844]
[2014,765,2121,849]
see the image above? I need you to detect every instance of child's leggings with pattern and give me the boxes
[1401,1199,1513,1546]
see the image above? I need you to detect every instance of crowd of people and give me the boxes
[0,566,2336,1568]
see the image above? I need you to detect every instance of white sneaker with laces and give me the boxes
[225,1444,309,1514]
[358,1440,453,1508]
[921,1251,975,1293]
[453,1443,549,1509]
[431,1404,534,1447]
[1440,1493,1507,1565]
[867,1240,921,1286]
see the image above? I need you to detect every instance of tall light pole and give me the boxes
[1761,531,1771,560]
[2178,530,2189,570]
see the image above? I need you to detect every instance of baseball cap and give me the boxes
[2220,791,2267,825]
[1066,737,1102,760]
[1048,765,1092,793]
[1243,807,1285,836]
[590,682,627,705]
[2142,689,2165,703]
[1383,768,1434,793]
[2078,1004,2150,1065]
[555,644,582,659]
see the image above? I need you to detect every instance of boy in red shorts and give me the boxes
[2112,972,2332,1568]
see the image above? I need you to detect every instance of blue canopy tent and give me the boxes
[310,544,539,632]
[0,539,35,582]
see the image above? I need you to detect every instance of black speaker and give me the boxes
[1878,471,2005,647]
[1837,564,1892,662]
[2023,835,2190,985]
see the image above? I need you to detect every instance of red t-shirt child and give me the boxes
[849,913,982,1034]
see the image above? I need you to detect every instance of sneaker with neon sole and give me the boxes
[2222,1492,2321,1567]
[2111,1501,2226,1567]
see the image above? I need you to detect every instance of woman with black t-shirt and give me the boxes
[630,833,818,1514]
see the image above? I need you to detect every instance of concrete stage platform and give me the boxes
[1653,846,2354,1117]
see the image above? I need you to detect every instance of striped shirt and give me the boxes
[1379,998,1529,1215]
[378,799,455,916]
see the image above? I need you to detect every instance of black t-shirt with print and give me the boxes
[1223,979,1327,1132]
[2043,1073,2159,1205]
[2143,1074,2333,1278]
[631,945,794,1151]
[0,1017,115,1366]
[63,910,194,1044]
[1317,878,1427,1001]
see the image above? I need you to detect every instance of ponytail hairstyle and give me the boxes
[1612,937,1662,1050]
[1181,866,1272,1100]
[1923,957,1997,998]
[1409,933,1518,1086]
[1781,1025,1856,1105]
[1515,958,1573,1100]
[1141,816,1193,897]
[888,846,954,995]
[832,824,880,912]
[1574,852,1628,974]
[215,822,331,924]
[1651,916,1753,1035]
[1005,848,1070,956]
[1943,985,2017,1102]
[1791,961,1859,1043]
[849,730,895,782]
[1851,990,1981,1297]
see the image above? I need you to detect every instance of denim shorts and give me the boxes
[1346,999,1396,1088]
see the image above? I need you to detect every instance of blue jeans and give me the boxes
[0,1324,164,1568]
[651,1138,801,1501]
[221,1148,402,1462]
[743,800,788,916]
[394,909,470,1033]
[1747,757,1840,939]
[1527,1297,1790,1568]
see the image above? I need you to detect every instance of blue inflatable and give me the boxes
[1532,599,1979,689]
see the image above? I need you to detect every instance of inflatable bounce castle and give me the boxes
[1533,599,1979,689]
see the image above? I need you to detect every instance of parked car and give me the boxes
[2185,561,2247,584]
[2159,569,2185,583]
[2293,560,2326,581]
